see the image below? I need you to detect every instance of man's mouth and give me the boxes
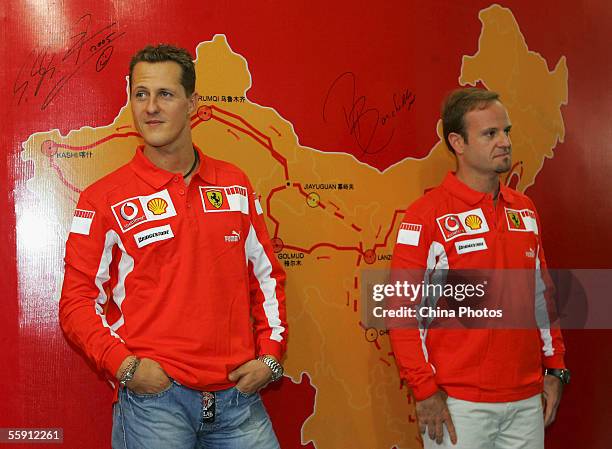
[145,120,164,125]
[493,152,510,159]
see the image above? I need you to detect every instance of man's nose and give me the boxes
[499,132,511,148]
[145,96,159,114]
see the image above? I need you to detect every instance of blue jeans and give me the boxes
[112,381,280,449]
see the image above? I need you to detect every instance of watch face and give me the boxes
[271,366,282,380]
[562,370,571,384]
[259,355,283,381]
[547,369,570,385]
[273,363,283,379]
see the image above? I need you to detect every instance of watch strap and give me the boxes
[544,368,570,385]
[258,355,284,382]
[119,358,141,386]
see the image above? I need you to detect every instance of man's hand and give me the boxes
[415,390,457,445]
[228,359,274,394]
[117,357,171,395]
[542,374,563,427]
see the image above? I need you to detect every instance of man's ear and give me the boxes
[187,91,198,114]
[448,132,465,156]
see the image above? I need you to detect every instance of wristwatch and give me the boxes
[544,368,571,385]
[258,355,284,382]
[119,358,141,387]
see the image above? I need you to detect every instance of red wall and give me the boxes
[2,1,611,448]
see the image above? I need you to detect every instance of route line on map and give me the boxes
[266,185,287,237]
[42,131,142,193]
[49,157,82,194]
[373,209,406,252]
[283,243,362,255]
[54,131,140,151]
[292,182,327,209]
[227,129,240,140]
[192,105,290,180]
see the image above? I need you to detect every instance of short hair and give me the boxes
[441,88,500,153]
[129,44,196,96]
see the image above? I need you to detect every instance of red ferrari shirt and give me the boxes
[390,172,565,402]
[59,146,287,393]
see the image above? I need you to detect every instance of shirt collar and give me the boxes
[441,171,517,206]
[498,180,517,204]
[130,145,217,189]
[195,145,217,184]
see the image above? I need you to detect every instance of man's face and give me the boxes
[130,61,196,149]
[453,100,512,176]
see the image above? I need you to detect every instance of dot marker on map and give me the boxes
[41,140,57,156]
[363,249,376,264]
[365,328,378,342]
[197,105,213,121]
[306,192,320,208]
[271,237,284,253]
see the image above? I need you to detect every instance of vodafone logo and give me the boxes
[120,202,139,220]
[436,208,490,242]
[112,189,177,232]
[444,216,460,232]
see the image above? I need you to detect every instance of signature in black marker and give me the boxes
[322,71,395,156]
[381,88,416,126]
[13,13,126,110]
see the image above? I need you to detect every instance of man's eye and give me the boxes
[134,91,146,98]
[160,91,172,97]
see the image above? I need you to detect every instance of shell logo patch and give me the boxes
[206,190,224,209]
[111,189,177,232]
[147,198,168,215]
[464,214,483,230]
[436,208,489,242]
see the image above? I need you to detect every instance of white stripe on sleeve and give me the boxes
[94,230,132,339]
[535,248,554,356]
[245,224,284,342]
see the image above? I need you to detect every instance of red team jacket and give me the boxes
[390,172,565,402]
[59,146,287,393]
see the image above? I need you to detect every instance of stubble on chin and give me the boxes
[495,160,512,174]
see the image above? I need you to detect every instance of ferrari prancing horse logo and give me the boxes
[206,190,224,209]
[507,211,522,228]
